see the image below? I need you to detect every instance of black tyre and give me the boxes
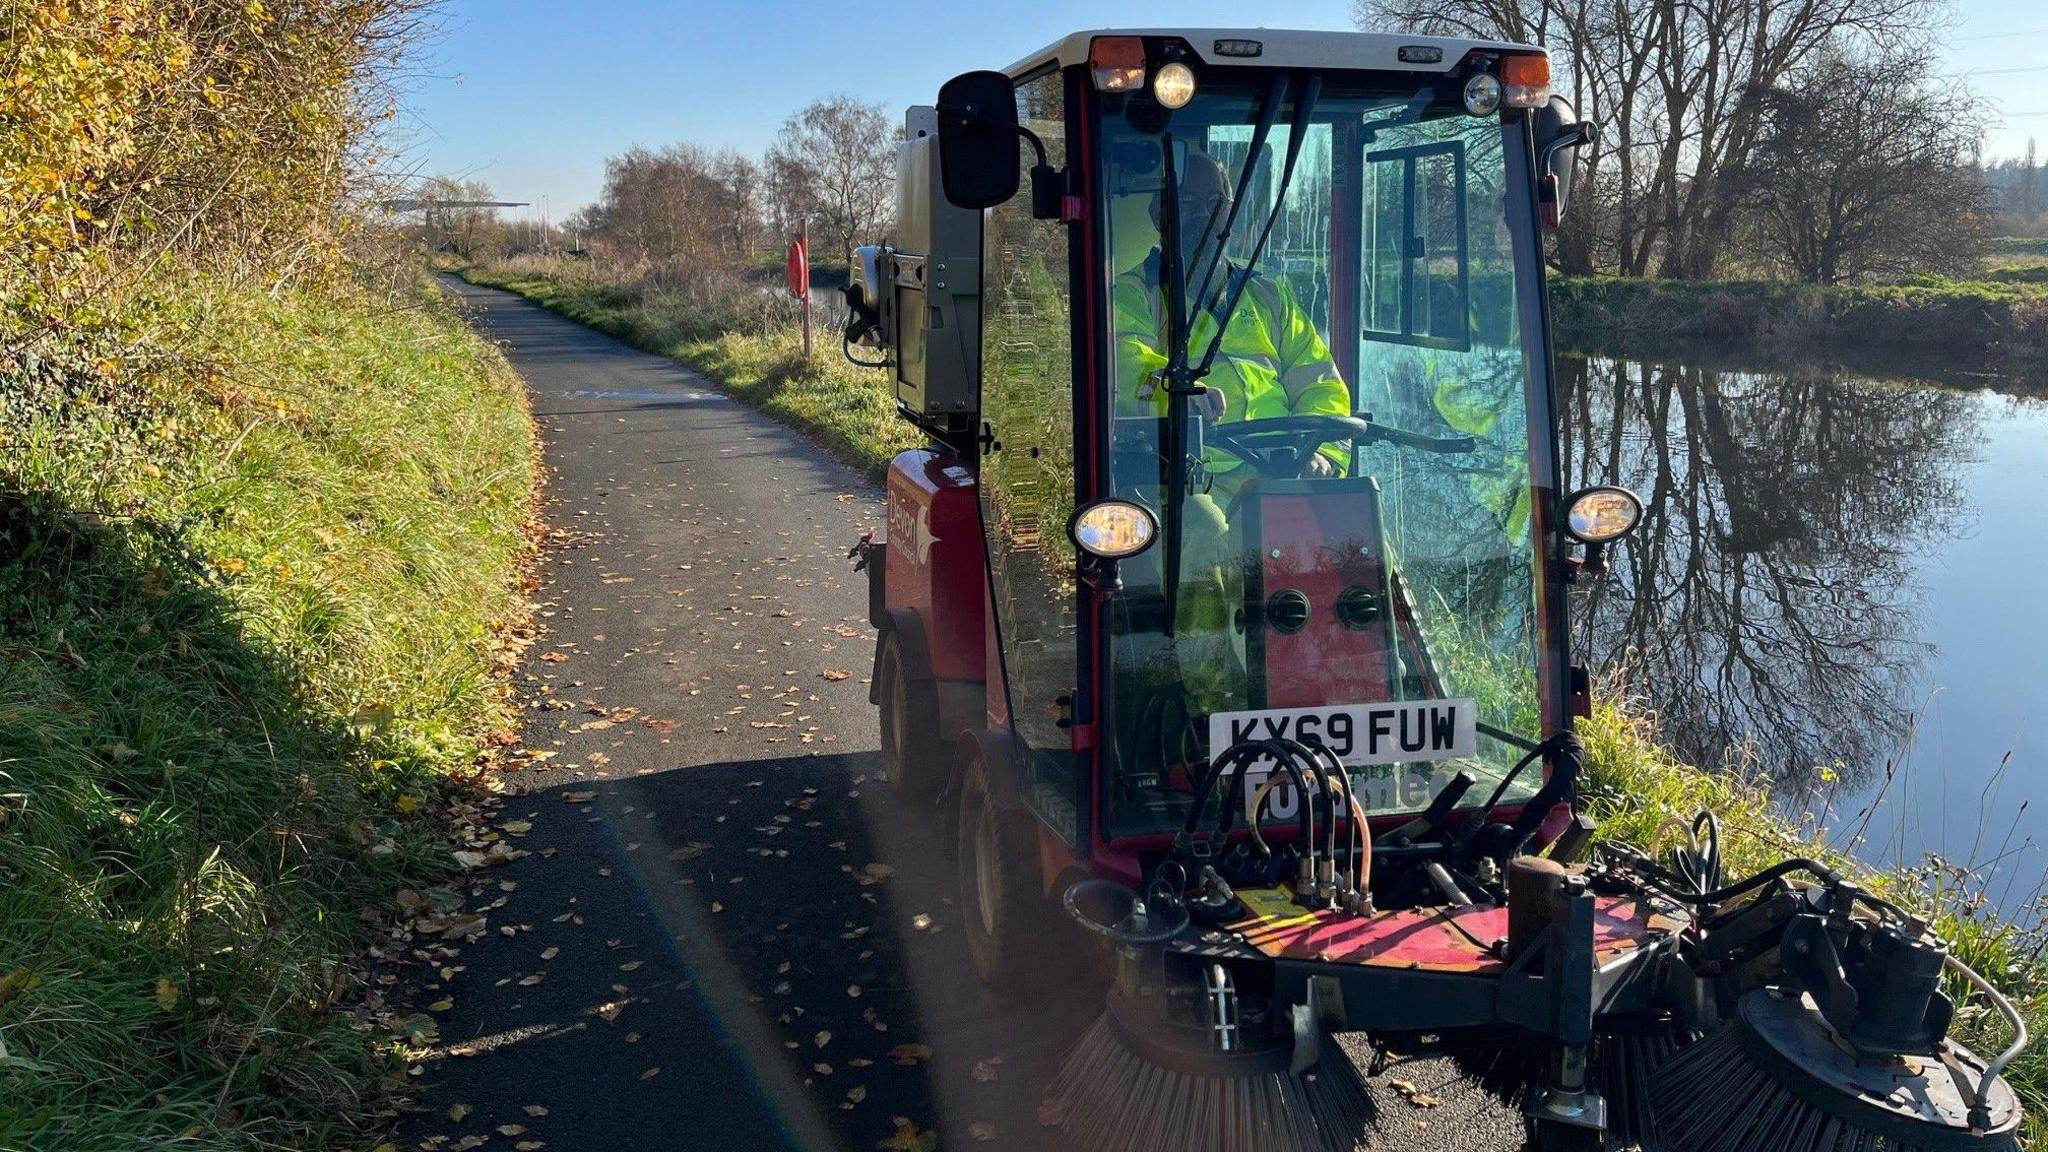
[957,752,1054,990]
[876,629,944,800]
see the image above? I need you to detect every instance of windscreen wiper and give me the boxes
[1157,75,1298,636]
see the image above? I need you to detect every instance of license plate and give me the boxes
[1208,698,1477,768]
[1207,699,1478,819]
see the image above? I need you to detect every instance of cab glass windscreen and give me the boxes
[1093,71,1552,836]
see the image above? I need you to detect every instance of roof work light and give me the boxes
[1152,61,1196,108]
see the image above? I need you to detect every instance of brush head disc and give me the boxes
[1733,987,2022,1151]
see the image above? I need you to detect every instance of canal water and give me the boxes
[1559,356,2048,908]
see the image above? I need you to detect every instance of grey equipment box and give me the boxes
[891,106,983,423]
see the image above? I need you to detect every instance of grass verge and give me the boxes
[464,254,2042,1141]
[0,273,537,1151]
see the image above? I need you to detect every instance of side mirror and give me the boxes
[936,70,1022,209]
[1532,97,1598,228]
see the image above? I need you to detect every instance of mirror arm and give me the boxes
[1538,119,1598,170]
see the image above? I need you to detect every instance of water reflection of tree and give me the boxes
[1561,357,1980,797]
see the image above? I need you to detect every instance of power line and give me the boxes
[1965,64,2048,77]
[1953,26,2048,41]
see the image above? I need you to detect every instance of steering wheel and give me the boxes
[1205,414,1477,479]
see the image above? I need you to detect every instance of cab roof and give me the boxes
[1006,28,1541,79]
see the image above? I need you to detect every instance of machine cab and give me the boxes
[857,28,1614,877]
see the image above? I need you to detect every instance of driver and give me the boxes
[1114,149,1353,489]
[1112,149,1354,719]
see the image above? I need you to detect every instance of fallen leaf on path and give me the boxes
[888,1042,932,1066]
[522,1105,549,1117]
[821,669,852,681]
[446,1104,472,1123]
[971,1122,998,1142]
[878,1117,939,1152]
[496,1125,527,1136]
[640,1066,660,1080]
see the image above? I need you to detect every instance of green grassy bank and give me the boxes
[465,256,2042,1138]
[1552,274,2048,368]
[0,276,537,1151]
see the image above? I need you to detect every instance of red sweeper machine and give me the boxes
[841,27,2029,1152]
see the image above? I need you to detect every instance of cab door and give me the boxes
[976,67,1085,847]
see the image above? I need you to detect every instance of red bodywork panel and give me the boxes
[1226,887,1681,972]
[1248,483,1393,708]
[885,449,984,683]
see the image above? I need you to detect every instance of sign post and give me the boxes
[786,223,811,359]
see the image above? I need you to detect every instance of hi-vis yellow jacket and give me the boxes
[1113,261,1350,439]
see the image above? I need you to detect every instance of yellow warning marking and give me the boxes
[1231,887,1318,933]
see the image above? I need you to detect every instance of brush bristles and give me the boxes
[1461,1025,1690,1149]
[1649,1025,2020,1152]
[1043,1015,1377,1152]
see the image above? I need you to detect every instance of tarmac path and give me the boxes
[398,277,1531,1152]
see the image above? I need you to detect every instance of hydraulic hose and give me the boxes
[1241,747,1315,859]
[1943,950,2029,1127]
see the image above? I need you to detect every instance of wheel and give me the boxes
[957,752,1056,989]
[876,629,944,800]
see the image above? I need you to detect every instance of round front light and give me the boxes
[1153,62,1197,109]
[1070,499,1158,559]
[1564,486,1644,544]
[1463,72,1503,116]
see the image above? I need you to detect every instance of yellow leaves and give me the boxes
[154,977,179,1012]
[446,1103,472,1123]
[0,970,41,1005]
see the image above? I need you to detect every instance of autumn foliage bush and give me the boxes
[1,4,540,1151]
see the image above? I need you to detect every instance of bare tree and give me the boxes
[579,143,760,283]
[1558,356,1978,796]
[1355,0,1951,278]
[1729,45,1989,283]
[765,95,897,260]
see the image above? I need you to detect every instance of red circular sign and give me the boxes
[785,240,808,299]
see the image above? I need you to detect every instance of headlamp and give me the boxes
[1564,486,1644,544]
[1069,499,1158,559]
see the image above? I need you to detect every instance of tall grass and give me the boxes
[0,274,536,1151]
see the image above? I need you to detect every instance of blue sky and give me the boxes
[401,0,2048,221]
